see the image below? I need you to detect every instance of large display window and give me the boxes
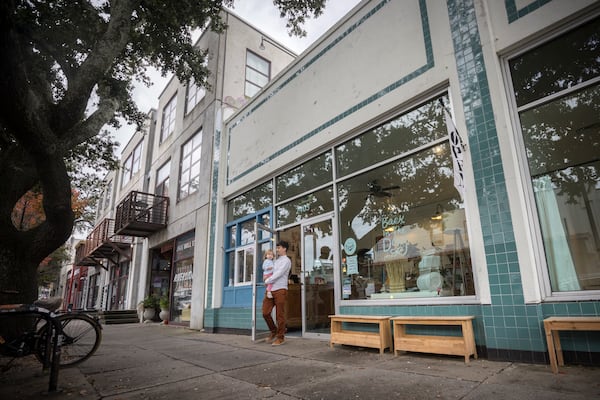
[336,94,475,299]
[508,17,600,292]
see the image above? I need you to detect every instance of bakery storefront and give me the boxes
[222,92,476,336]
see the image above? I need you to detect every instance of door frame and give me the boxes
[300,212,338,339]
[251,222,276,341]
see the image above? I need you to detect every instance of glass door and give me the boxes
[301,215,336,337]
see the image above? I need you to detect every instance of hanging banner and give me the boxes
[443,106,465,198]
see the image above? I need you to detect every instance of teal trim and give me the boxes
[505,0,553,23]
[227,0,433,184]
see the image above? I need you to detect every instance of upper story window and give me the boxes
[178,130,202,200]
[508,17,600,294]
[121,140,143,188]
[160,94,177,143]
[185,77,206,114]
[245,50,270,98]
[156,160,170,197]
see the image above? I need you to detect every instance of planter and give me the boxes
[159,309,169,323]
[143,308,156,321]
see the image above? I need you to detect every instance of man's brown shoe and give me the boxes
[271,338,285,346]
[265,334,276,344]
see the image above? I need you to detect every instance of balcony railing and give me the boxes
[74,218,133,267]
[114,191,169,237]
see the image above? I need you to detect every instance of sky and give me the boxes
[115,0,363,154]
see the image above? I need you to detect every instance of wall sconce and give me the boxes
[258,36,296,57]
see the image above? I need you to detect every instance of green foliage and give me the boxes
[0,0,327,304]
[143,295,159,309]
[38,245,70,287]
[159,296,169,309]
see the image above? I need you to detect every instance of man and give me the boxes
[262,240,292,346]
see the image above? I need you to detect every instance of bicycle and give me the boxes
[0,297,102,368]
[0,300,63,392]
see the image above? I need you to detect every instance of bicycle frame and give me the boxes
[0,305,63,392]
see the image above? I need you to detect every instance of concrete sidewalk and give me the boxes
[1,323,599,399]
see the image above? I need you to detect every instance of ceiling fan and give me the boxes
[364,180,401,198]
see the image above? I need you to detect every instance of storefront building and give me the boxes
[207,0,600,363]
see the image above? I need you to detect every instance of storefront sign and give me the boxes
[173,270,193,283]
[296,202,310,214]
[443,104,465,198]
[381,213,405,231]
[344,237,357,255]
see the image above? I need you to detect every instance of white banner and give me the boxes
[443,108,465,198]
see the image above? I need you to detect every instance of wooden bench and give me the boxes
[329,315,392,354]
[543,316,600,374]
[391,316,477,363]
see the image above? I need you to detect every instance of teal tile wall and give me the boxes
[205,307,269,331]
[448,0,600,354]
[446,0,538,351]
[340,304,485,344]
[505,0,553,23]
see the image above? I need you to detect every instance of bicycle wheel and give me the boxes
[37,313,102,367]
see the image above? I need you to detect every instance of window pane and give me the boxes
[227,180,273,220]
[519,86,600,291]
[156,161,170,196]
[510,19,600,292]
[179,131,202,199]
[161,95,177,142]
[228,225,237,248]
[186,79,206,114]
[245,50,270,98]
[520,85,599,177]
[245,82,261,98]
[226,251,234,287]
[244,248,254,283]
[277,187,334,227]
[241,220,255,245]
[247,51,269,74]
[335,94,449,177]
[337,145,473,299]
[276,152,332,202]
[509,17,599,107]
[236,250,244,284]
[246,67,269,87]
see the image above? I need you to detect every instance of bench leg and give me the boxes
[552,330,564,366]
[544,321,559,374]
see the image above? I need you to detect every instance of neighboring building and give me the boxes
[73,10,296,328]
[212,0,600,365]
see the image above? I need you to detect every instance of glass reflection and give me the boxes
[227,180,273,220]
[335,94,449,178]
[276,152,332,202]
[277,187,334,227]
[338,145,473,299]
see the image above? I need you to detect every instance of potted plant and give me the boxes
[159,296,169,323]
[142,295,158,322]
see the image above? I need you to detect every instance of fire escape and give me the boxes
[74,218,134,269]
